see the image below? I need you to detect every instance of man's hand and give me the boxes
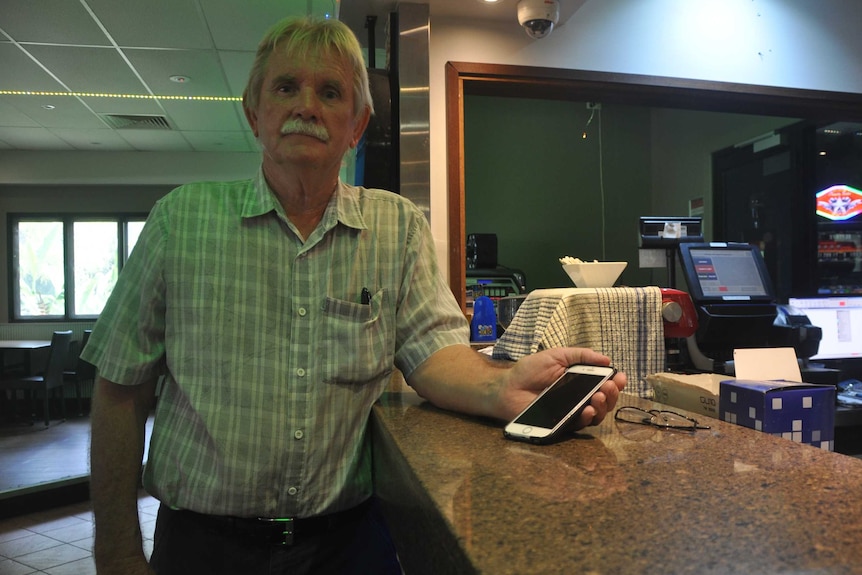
[497,347,627,428]
[408,344,626,429]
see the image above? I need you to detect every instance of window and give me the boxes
[10,215,147,321]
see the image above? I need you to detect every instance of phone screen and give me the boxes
[512,371,608,429]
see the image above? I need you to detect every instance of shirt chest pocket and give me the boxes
[319,289,395,384]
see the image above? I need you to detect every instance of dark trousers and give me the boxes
[149,499,403,575]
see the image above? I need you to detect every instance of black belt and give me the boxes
[170,499,371,546]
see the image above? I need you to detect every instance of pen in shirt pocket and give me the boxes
[361,287,371,305]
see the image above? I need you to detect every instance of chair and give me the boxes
[0,330,73,426]
[64,329,96,416]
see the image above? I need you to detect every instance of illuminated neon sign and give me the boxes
[816,185,862,221]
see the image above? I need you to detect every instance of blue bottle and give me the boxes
[470,295,497,342]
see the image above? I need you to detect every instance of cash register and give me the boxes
[676,242,828,380]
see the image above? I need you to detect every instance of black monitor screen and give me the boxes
[678,243,775,304]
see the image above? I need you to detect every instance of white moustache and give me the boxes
[280,120,330,142]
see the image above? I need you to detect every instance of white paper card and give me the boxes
[733,347,802,383]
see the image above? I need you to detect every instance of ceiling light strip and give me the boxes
[0,90,240,102]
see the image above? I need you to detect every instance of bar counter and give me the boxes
[371,386,862,575]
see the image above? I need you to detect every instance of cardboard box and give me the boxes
[719,379,835,451]
[648,372,726,419]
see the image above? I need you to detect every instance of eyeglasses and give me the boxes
[614,406,710,430]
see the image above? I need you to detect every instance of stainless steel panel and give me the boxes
[396,3,431,221]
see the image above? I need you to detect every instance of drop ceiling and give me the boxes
[0,0,530,153]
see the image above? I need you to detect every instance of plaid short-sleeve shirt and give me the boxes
[83,171,468,518]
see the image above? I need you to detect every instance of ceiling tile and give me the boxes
[4,94,105,129]
[116,129,195,151]
[24,45,149,95]
[0,0,111,45]
[48,128,136,151]
[0,44,69,92]
[159,100,245,131]
[124,48,232,97]
[0,98,41,128]
[0,127,76,150]
[86,0,214,49]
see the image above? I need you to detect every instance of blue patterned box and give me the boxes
[719,379,835,451]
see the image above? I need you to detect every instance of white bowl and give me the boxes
[562,261,627,288]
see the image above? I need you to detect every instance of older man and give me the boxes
[86,16,626,575]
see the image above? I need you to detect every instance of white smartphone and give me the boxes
[503,364,617,444]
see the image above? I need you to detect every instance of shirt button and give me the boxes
[298,307,307,317]
[296,368,306,377]
[294,430,304,440]
[287,487,298,496]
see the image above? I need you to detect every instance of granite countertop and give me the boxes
[372,387,862,575]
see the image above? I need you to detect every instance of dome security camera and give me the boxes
[517,0,560,39]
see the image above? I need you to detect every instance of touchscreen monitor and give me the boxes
[678,242,775,305]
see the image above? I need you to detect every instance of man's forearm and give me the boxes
[406,344,512,420]
[90,376,157,572]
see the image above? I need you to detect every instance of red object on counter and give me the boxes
[660,288,698,338]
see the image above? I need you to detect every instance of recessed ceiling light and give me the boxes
[169,75,190,83]
[42,104,56,110]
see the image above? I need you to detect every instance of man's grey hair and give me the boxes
[242,17,374,119]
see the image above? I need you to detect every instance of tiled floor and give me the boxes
[0,490,157,575]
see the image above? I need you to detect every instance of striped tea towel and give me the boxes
[492,287,664,398]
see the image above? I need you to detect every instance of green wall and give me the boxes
[463,96,799,292]
[464,96,652,290]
